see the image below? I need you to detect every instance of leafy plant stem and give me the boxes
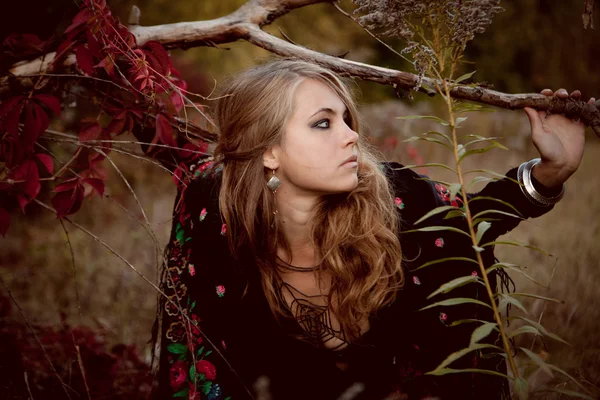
[440,75,520,381]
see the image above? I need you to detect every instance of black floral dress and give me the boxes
[153,159,557,400]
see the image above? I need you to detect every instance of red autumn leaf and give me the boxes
[21,103,49,154]
[65,9,93,34]
[1,97,23,137]
[79,123,102,141]
[106,115,126,136]
[85,30,102,57]
[0,96,23,118]
[75,44,95,75]
[51,183,85,218]
[0,208,10,238]
[54,177,79,192]
[34,94,61,116]
[35,153,54,175]
[11,159,41,212]
[95,55,115,76]
[155,113,176,148]
[83,178,104,196]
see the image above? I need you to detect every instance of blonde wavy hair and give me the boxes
[213,59,404,342]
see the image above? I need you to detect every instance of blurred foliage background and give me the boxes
[1,0,599,398]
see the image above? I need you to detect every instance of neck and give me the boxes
[274,185,320,266]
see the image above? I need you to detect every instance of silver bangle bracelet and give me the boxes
[517,158,565,207]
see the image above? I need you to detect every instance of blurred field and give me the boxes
[1,97,599,397]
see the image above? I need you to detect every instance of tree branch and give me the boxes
[4,0,600,135]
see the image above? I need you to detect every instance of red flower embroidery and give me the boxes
[412,276,421,285]
[169,360,188,389]
[435,237,445,248]
[394,197,405,209]
[471,271,478,277]
[199,207,207,222]
[216,285,226,298]
[220,223,227,235]
[439,312,448,323]
[188,263,196,276]
[196,359,217,380]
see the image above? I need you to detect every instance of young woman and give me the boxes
[154,59,590,400]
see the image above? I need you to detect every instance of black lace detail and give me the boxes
[275,279,349,351]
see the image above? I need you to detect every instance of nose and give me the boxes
[342,124,359,148]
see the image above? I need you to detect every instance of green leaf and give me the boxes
[467,196,523,216]
[459,143,508,163]
[197,346,205,357]
[454,116,468,127]
[471,217,501,227]
[449,183,462,201]
[507,325,541,339]
[394,163,457,174]
[189,365,196,382]
[421,130,452,144]
[541,388,595,400]
[444,210,466,220]
[488,263,546,287]
[427,275,482,299]
[168,343,188,355]
[427,367,509,379]
[475,221,491,245]
[481,240,553,257]
[419,297,492,311]
[513,316,570,346]
[202,381,213,395]
[472,209,523,221]
[463,169,519,185]
[414,205,460,225]
[411,257,478,272]
[449,318,481,327]
[472,245,485,253]
[431,343,497,371]
[510,293,562,303]
[175,223,185,243]
[204,350,212,356]
[173,388,189,398]
[191,300,196,310]
[396,115,450,126]
[402,136,453,151]
[462,136,504,148]
[513,377,529,400]
[401,225,470,238]
[454,70,477,84]
[520,347,554,378]
[470,322,498,346]
[498,293,528,314]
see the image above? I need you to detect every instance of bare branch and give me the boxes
[583,0,596,29]
[4,0,600,134]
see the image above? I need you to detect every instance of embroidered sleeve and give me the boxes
[155,159,234,400]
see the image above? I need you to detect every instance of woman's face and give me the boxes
[265,78,360,196]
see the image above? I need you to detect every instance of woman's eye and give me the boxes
[315,119,330,129]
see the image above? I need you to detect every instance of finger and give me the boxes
[555,88,569,98]
[588,97,596,105]
[541,88,553,96]
[570,90,581,99]
[524,107,542,133]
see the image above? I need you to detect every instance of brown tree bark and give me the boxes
[3,0,600,135]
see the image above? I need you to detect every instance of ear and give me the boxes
[263,146,280,170]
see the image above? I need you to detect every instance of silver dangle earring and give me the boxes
[267,169,281,217]
[267,169,281,193]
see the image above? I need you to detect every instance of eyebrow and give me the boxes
[310,107,349,118]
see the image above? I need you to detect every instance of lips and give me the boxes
[343,155,358,165]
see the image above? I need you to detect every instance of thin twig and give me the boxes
[59,220,83,320]
[74,341,92,400]
[30,198,254,399]
[0,276,74,400]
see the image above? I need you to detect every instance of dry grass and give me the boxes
[1,99,599,397]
